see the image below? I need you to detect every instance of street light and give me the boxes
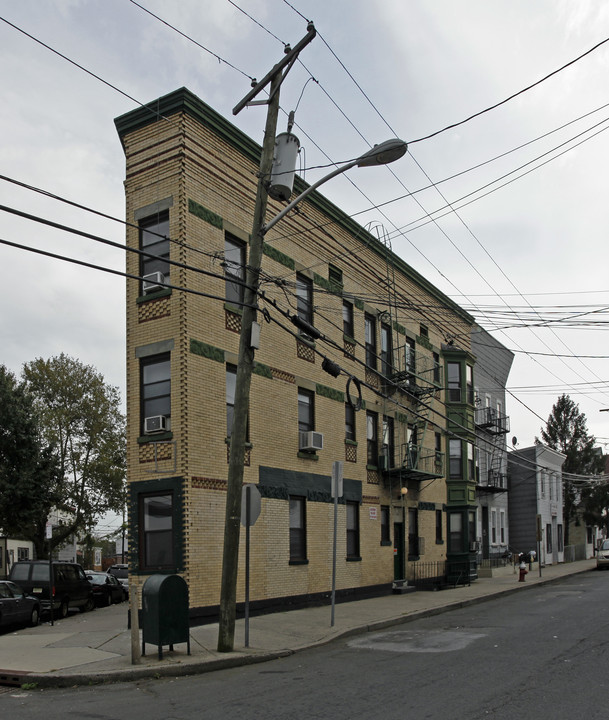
[218,124,408,652]
[263,139,407,235]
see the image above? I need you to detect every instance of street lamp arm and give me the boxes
[262,138,407,235]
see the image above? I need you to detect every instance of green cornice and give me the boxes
[115,87,474,326]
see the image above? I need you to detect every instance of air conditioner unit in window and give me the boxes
[144,415,167,434]
[469,541,480,552]
[299,431,323,451]
[143,271,166,295]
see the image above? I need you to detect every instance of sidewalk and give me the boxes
[0,559,596,688]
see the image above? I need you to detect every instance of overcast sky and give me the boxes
[2,0,609,518]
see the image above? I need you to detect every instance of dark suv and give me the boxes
[9,561,95,618]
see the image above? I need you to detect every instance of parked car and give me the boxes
[597,539,609,569]
[0,580,40,628]
[9,561,95,618]
[85,571,124,606]
[107,564,129,598]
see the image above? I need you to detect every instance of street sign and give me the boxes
[241,484,261,527]
[331,461,343,499]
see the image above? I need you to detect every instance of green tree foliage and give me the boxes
[540,394,604,544]
[0,366,61,557]
[22,354,126,550]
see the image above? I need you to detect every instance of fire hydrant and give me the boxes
[519,560,528,582]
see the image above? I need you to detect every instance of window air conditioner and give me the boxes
[469,541,480,552]
[144,415,167,434]
[299,431,324,451]
[143,271,165,295]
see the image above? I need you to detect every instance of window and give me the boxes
[447,362,461,402]
[381,506,391,544]
[140,493,174,570]
[380,323,393,378]
[329,264,343,287]
[17,547,29,561]
[435,432,443,468]
[491,509,497,544]
[365,313,377,369]
[382,415,395,468]
[296,274,313,326]
[469,511,476,549]
[433,352,441,384]
[467,442,475,481]
[224,234,246,306]
[500,511,505,544]
[140,212,170,290]
[449,439,462,478]
[298,388,314,433]
[141,354,171,434]
[466,365,474,405]
[346,501,360,558]
[449,512,463,553]
[343,300,354,338]
[558,524,564,552]
[367,411,378,465]
[419,324,428,338]
[546,524,552,554]
[436,509,443,544]
[289,496,307,562]
[540,472,546,498]
[345,403,356,442]
[405,337,416,375]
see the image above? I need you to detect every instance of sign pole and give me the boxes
[331,461,343,627]
[244,486,251,648]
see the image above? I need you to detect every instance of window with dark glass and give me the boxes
[449,438,462,478]
[433,352,441,384]
[345,403,356,442]
[419,324,428,338]
[366,411,378,465]
[365,313,377,369]
[467,442,475,481]
[298,388,314,433]
[469,510,476,550]
[140,493,174,570]
[435,432,442,467]
[289,496,307,562]
[140,212,170,290]
[141,354,171,433]
[436,509,443,543]
[380,323,393,378]
[546,524,552,553]
[447,362,461,402]
[381,506,390,543]
[296,274,313,326]
[343,300,354,338]
[382,415,395,468]
[224,234,246,306]
[346,501,360,558]
[328,265,343,288]
[449,512,463,554]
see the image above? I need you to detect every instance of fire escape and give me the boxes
[474,405,510,492]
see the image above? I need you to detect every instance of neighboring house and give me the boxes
[0,537,34,579]
[471,326,514,562]
[47,507,78,563]
[114,88,477,618]
[508,444,566,564]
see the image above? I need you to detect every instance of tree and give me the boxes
[0,365,61,557]
[22,354,126,550]
[540,394,604,545]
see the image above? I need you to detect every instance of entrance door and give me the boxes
[393,522,405,581]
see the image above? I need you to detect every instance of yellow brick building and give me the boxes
[115,88,476,619]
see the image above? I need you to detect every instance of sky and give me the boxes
[2,1,609,533]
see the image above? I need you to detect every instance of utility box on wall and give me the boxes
[141,574,190,659]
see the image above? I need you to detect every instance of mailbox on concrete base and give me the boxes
[142,574,190,660]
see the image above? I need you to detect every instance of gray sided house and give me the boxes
[471,326,513,561]
[508,445,566,565]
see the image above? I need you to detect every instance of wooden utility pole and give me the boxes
[217,23,316,653]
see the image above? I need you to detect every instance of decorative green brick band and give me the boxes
[253,362,273,379]
[393,320,406,336]
[263,243,295,270]
[417,334,433,351]
[316,383,345,403]
[313,272,342,296]
[418,501,436,511]
[396,412,409,424]
[190,338,224,363]
[188,199,223,229]
[354,298,365,311]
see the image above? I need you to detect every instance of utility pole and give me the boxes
[217,25,316,653]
